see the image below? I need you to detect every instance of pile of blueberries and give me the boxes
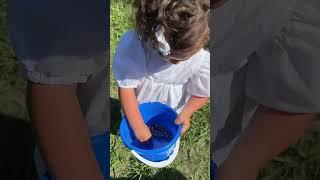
[148,124,172,140]
[138,123,173,149]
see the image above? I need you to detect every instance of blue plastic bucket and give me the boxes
[41,132,109,180]
[120,102,182,162]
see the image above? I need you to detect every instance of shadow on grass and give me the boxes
[110,97,122,135]
[0,114,38,180]
[111,168,188,180]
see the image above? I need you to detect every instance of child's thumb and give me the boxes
[175,117,183,125]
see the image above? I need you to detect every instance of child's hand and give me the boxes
[175,96,209,135]
[133,123,152,142]
[175,113,191,135]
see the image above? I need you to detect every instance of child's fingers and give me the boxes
[175,116,184,125]
[135,125,152,142]
[181,121,190,135]
[138,133,152,142]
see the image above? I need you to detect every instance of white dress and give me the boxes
[113,30,210,113]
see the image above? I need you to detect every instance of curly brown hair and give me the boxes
[133,0,210,59]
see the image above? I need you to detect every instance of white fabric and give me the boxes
[131,138,180,168]
[155,26,171,56]
[113,30,210,113]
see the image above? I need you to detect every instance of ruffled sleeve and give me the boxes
[187,51,210,97]
[112,30,146,88]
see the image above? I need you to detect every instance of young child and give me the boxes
[8,0,108,179]
[212,0,320,179]
[113,0,210,143]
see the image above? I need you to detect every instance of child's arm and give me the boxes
[119,88,152,142]
[175,95,209,134]
[27,82,104,180]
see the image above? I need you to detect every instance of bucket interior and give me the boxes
[120,102,180,153]
[132,114,177,150]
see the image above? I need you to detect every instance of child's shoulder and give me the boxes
[186,48,210,74]
[193,48,210,74]
[115,29,142,52]
[202,49,210,61]
[116,29,145,54]
[198,48,210,66]
[118,29,141,44]
[113,29,146,67]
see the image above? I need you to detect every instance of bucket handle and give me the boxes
[131,138,180,168]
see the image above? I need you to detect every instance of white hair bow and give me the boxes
[155,26,171,56]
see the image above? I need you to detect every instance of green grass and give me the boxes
[109,0,210,179]
[258,125,320,180]
[110,0,133,98]
[0,0,28,120]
